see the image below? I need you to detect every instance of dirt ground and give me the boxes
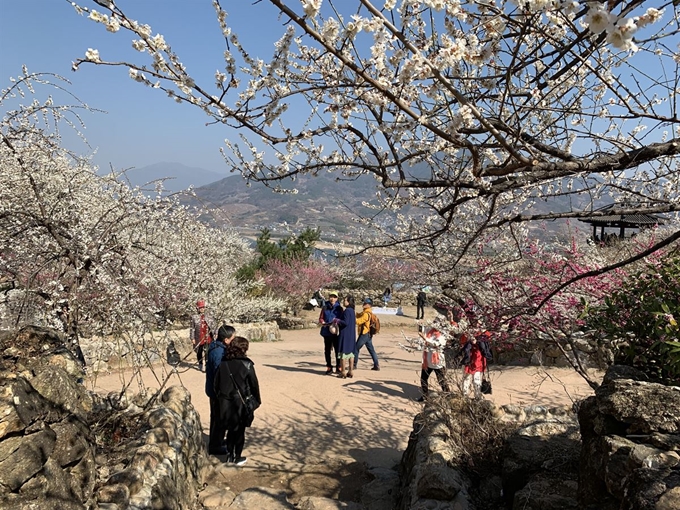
[88,305,602,503]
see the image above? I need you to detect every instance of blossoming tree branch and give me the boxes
[69,0,678,284]
[0,72,284,379]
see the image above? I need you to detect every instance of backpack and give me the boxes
[369,313,380,336]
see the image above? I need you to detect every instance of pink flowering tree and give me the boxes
[455,228,678,387]
[585,248,680,384]
[259,257,339,314]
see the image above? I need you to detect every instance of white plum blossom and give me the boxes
[584,4,613,34]
[128,68,144,82]
[151,33,167,51]
[88,9,107,23]
[132,39,146,51]
[84,48,100,62]
[637,7,664,28]
[105,16,120,32]
[301,0,322,17]
[606,18,638,52]
[423,0,446,10]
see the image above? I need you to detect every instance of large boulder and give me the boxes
[499,413,581,509]
[578,365,680,509]
[0,327,95,509]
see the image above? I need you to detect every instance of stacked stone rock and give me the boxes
[579,365,680,510]
[397,368,680,510]
[397,399,579,510]
[0,326,208,510]
[78,321,281,374]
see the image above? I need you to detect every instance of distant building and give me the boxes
[579,202,667,242]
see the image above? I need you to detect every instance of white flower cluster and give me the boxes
[0,73,284,355]
[584,4,664,52]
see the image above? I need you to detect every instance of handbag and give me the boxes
[481,366,492,395]
[225,360,260,416]
[328,323,339,335]
[244,393,260,414]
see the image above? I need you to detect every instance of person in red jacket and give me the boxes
[190,299,216,372]
[460,328,493,399]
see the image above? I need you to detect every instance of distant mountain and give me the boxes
[192,171,381,238]
[118,162,224,193]
[191,169,609,242]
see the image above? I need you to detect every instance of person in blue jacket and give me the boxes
[319,290,343,374]
[206,324,235,455]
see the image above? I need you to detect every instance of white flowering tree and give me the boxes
[68,0,678,293]
[0,72,283,373]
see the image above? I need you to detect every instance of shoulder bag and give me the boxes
[481,365,492,395]
[224,360,260,415]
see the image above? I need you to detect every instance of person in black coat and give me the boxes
[214,336,261,465]
[416,289,427,320]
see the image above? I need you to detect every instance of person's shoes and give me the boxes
[347,373,354,378]
[226,453,234,463]
[325,367,333,375]
[416,396,426,402]
[337,373,347,379]
[334,368,341,374]
[198,363,204,372]
[209,446,227,455]
[234,456,247,466]
[371,366,380,371]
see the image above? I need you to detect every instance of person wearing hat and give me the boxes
[354,297,380,371]
[319,290,343,374]
[190,299,217,372]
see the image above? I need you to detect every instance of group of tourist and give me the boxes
[317,290,493,400]
[318,291,381,378]
[414,309,493,400]
[187,293,493,463]
[190,301,261,465]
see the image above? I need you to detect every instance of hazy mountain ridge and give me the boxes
[130,161,599,240]
[193,172,380,236]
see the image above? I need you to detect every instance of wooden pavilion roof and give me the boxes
[579,203,667,228]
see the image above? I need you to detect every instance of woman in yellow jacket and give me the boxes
[354,298,380,370]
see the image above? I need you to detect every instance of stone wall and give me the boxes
[79,321,281,374]
[0,326,209,510]
[578,365,680,510]
[397,398,578,510]
[495,331,613,370]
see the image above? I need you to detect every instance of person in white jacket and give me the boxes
[417,326,451,401]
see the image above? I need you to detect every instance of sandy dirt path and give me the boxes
[89,321,600,477]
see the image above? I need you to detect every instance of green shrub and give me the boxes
[586,250,680,384]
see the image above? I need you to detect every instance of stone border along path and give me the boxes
[88,307,600,506]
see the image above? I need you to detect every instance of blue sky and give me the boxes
[0,0,290,174]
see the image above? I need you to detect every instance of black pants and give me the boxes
[324,335,340,369]
[208,397,225,453]
[421,367,450,395]
[196,343,205,364]
[416,303,425,319]
[226,424,246,458]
